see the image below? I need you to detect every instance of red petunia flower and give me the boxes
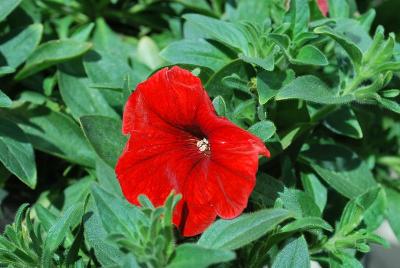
[115,66,270,236]
[317,0,329,16]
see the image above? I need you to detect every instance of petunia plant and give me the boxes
[1,0,400,267]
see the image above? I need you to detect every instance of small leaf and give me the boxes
[0,0,22,21]
[281,217,333,233]
[272,236,310,268]
[279,188,321,218]
[0,118,36,188]
[80,116,127,167]
[16,40,92,80]
[301,173,327,212]
[293,45,328,66]
[248,120,276,141]
[0,24,43,69]
[212,96,227,116]
[378,98,400,114]
[167,244,235,268]
[41,203,83,268]
[198,208,292,250]
[0,90,12,107]
[137,36,163,69]
[239,54,274,71]
[289,0,310,38]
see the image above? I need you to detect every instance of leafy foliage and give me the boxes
[1,0,400,267]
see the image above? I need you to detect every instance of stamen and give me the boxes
[196,138,210,153]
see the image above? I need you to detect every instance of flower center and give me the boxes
[196,138,210,153]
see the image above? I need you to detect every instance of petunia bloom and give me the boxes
[115,66,270,236]
[317,0,329,16]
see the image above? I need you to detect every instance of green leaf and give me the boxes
[276,76,355,104]
[248,120,276,142]
[300,143,377,198]
[16,40,92,80]
[324,106,363,139]
[293,45,328,66]
[167,244,235,268]
[289,0,310,38]
[239,54,274,71]
[314,26,362,69]
[0,118,36,188]
[161,40,230,71]
[0,66,15,76]
[0,90,12,107]
[212,96,227,116]
[272,236,310,268]
[329,252,363,268]
[58,60,118,120]
[90,184,145,235]
[281,217,333,233]
[385,187,400,242]
[84,199,125,266]
[80,116,127,167]
[95,158,123,197]
[279,188,321,218]
[3,106,95,167]
[0,0,22,21]
[378,98,400,114]
[301,173,327,212]
[328,0,350,18]
[256,69,294,104]
[0,24,43,69]
[41,203,82,268]
[183,14,249,54]
[198,208,292,250]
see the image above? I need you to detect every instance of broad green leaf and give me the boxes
[300,143,377,198]
[3,107,95,167]
[95,158,123,197]
[289,0,310,38]
[314,26,363,69]
[239,54,274,71]
[198,208,292,250]
[0,66,15,76]
[183,14,249,54]
[276,75,355,104]
[301,173,327,212]
[80,116,127,167]
[84,199,125,266]
[0,0,22,21]
[364,188,387,231]
[385,187,400,242]
[0,118,36,188]
[58,60,118,120]
[90,184,146,235]
[324,106,363,139]
[161,40,231,71]
[137,36,163,69]
[83,49,132,107]
[279,188,321,218]
[293,45,328,66]
[0,90,12,107]
[248,120,276,141]
[272,236,310,268]
[281,217,333,233]
[0,24,43,69]
[41,203,82,267]
[229,0,273,25]
[167,244,235,268]
[16,40,92,80]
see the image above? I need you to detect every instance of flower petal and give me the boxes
[122,66,214,134]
